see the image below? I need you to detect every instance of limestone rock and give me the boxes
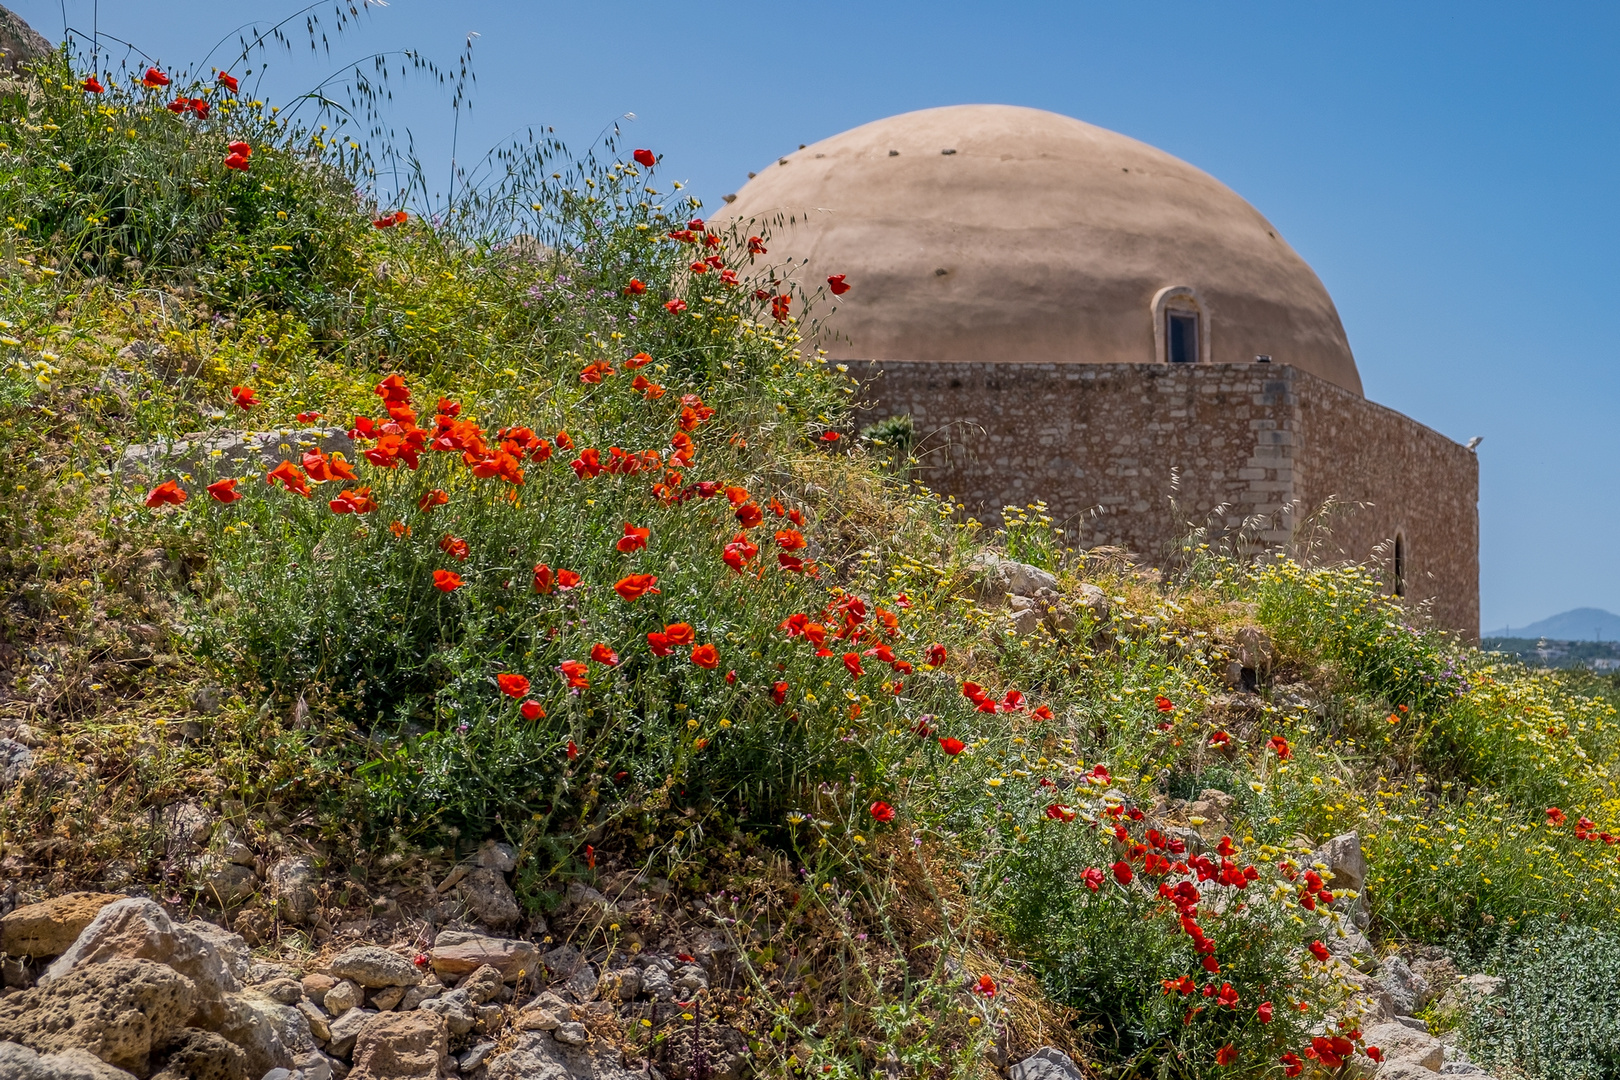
[400,975,443,1011]
[328,946,423,989]
[474,839,517,872]
[0,892,125,958]
[1363,1022,1445,1071]
[1010,1047,1086,1080]
[639,965,675,1001]
[259,977,304,1006]
[370,985,406,1012]
[541,943,585,980]
[118,428,356,488]
[461,1040,498,1072]
[458,964,504,1005]
[324,979,363,1015]
[516,1005,563,1032]
[151,1027,247,1080]
[554,1022,588,1046]
[0,736,34,790]
[1312,831,1369,894]
[969,552,1058,601]
[1235,625,1274,671]
[161,802,215,857]
[0,6,50,72]
[1377,1063,1444,1080]
[419,988,477,1037]
[348,1011,448,1080]
[326,1006,377,1059]
[595,967,640,1003]
[199,859,261,907]
[269,856,321,926]
[430,930,539,982]
[460,865,521,928]
[0,1041,139,1080]
[0,956,196,1075]
[1378,956,1432,1016]
[212,992,314,1077]
[302,973,337,1007]
[297,1000,332,1042]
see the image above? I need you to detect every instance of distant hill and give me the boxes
[1486,607,1620,642]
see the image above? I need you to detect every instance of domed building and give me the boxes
[717,105,1478,635]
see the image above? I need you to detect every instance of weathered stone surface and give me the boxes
[118,427,356,488]
[297,999,332,1042]
[0,736,33,789]
[1010,1047,1086,1080]
[1378,955,1432,1017]
[0,4,51,72]
[0,892,125,958]
[212,993,313,1077]
[595,967,640,1003]
[369,985,406,1012]
[161,802,215,857]
[639,964,674,1001]
[461,1040,498,1071]
[1313,831,1369,894]
[0,956,196,1075]
[400,975,443,1011]
[0,1041,139,1080]
[458,964,504,1006]
[323,979,363,1015]
[1377,1063,1443,1080]
[329,945,423,989]
[460,866,521,927]
[418,989,476,1037]
[326,1006,377,1059]
[554,1021,588,1046]
[259,977,304,1005]
[430,930,539,982]
[151,1027,247,1080]
[969,552,1058,600]
[474,839,517,872]
[1363,1022,1445,1071]
[198,859,261,907]
[268,856,321,926]
[348,1011,448,1080]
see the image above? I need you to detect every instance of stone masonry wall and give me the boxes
[847,361,1478,636]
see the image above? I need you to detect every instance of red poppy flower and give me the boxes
[142,67,170,88]
[559,660,589,690]
[973,974,996,998]
[691,642,720,669]
[770,294,791,322]
[722,534,759,572]
[557,569,582,589]
[664,298,687,314]
[772,681,789,706]
[229,385,258,410]
[412,489,447,515]
[203,477,240,503]
[826,274,851,295]
[647,632,674,657]
[329,487,377,514]
[1307,940,1331,963]
[580,360,614,383]
[532,564,556,594]
[590,643,620,667]
[1209,730,1231,748]
[1547,807,1568,826]
[688,261,710,275]
[663,623,695,646]
[774,528,807,551]
[735,503,764,528]
[266,461,311,496]
[1155,695,1174,712]
[936,736,966,756]
[227,141,252,158]
[842,652,864,679]
[1214,1045,1237,1068]
[1366,1047,1384,1063]
[224,152,250,172]
[166,97,189,114]
[1257,1001,1274,1024]
[216,71,239,93]
[1267,735,1293,759]
[633,148,656,167]
[373,214,398,229]
[520,700,545,720]
[614,574,659,601]
[1280,1053,1303,1078]
[439,535,470,561]
[1215,983,1239,1009]
[747,236,767,255]
[566,740,579,760]
[869,801,896,823]
[144,480,187,507]
[82,75,104,93]
[433,569,463,592]
[497,673,531,698]
[389,521,410,537]
[616,522,650,553]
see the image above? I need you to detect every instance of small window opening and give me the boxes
[1167,310,1199,364]
[1393,533,1406,598]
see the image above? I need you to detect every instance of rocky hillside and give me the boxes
[1,30,1619,1080]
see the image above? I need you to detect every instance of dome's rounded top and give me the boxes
[715,104,1361,395]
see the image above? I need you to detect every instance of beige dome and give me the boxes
[715,105,1362,395]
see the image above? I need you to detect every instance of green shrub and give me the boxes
[1463,924,1620,1080]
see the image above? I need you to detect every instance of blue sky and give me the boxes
[19,0,1619,631]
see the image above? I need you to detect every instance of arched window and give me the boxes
[1150,285,1209,365]
[1393,532,1406,598]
